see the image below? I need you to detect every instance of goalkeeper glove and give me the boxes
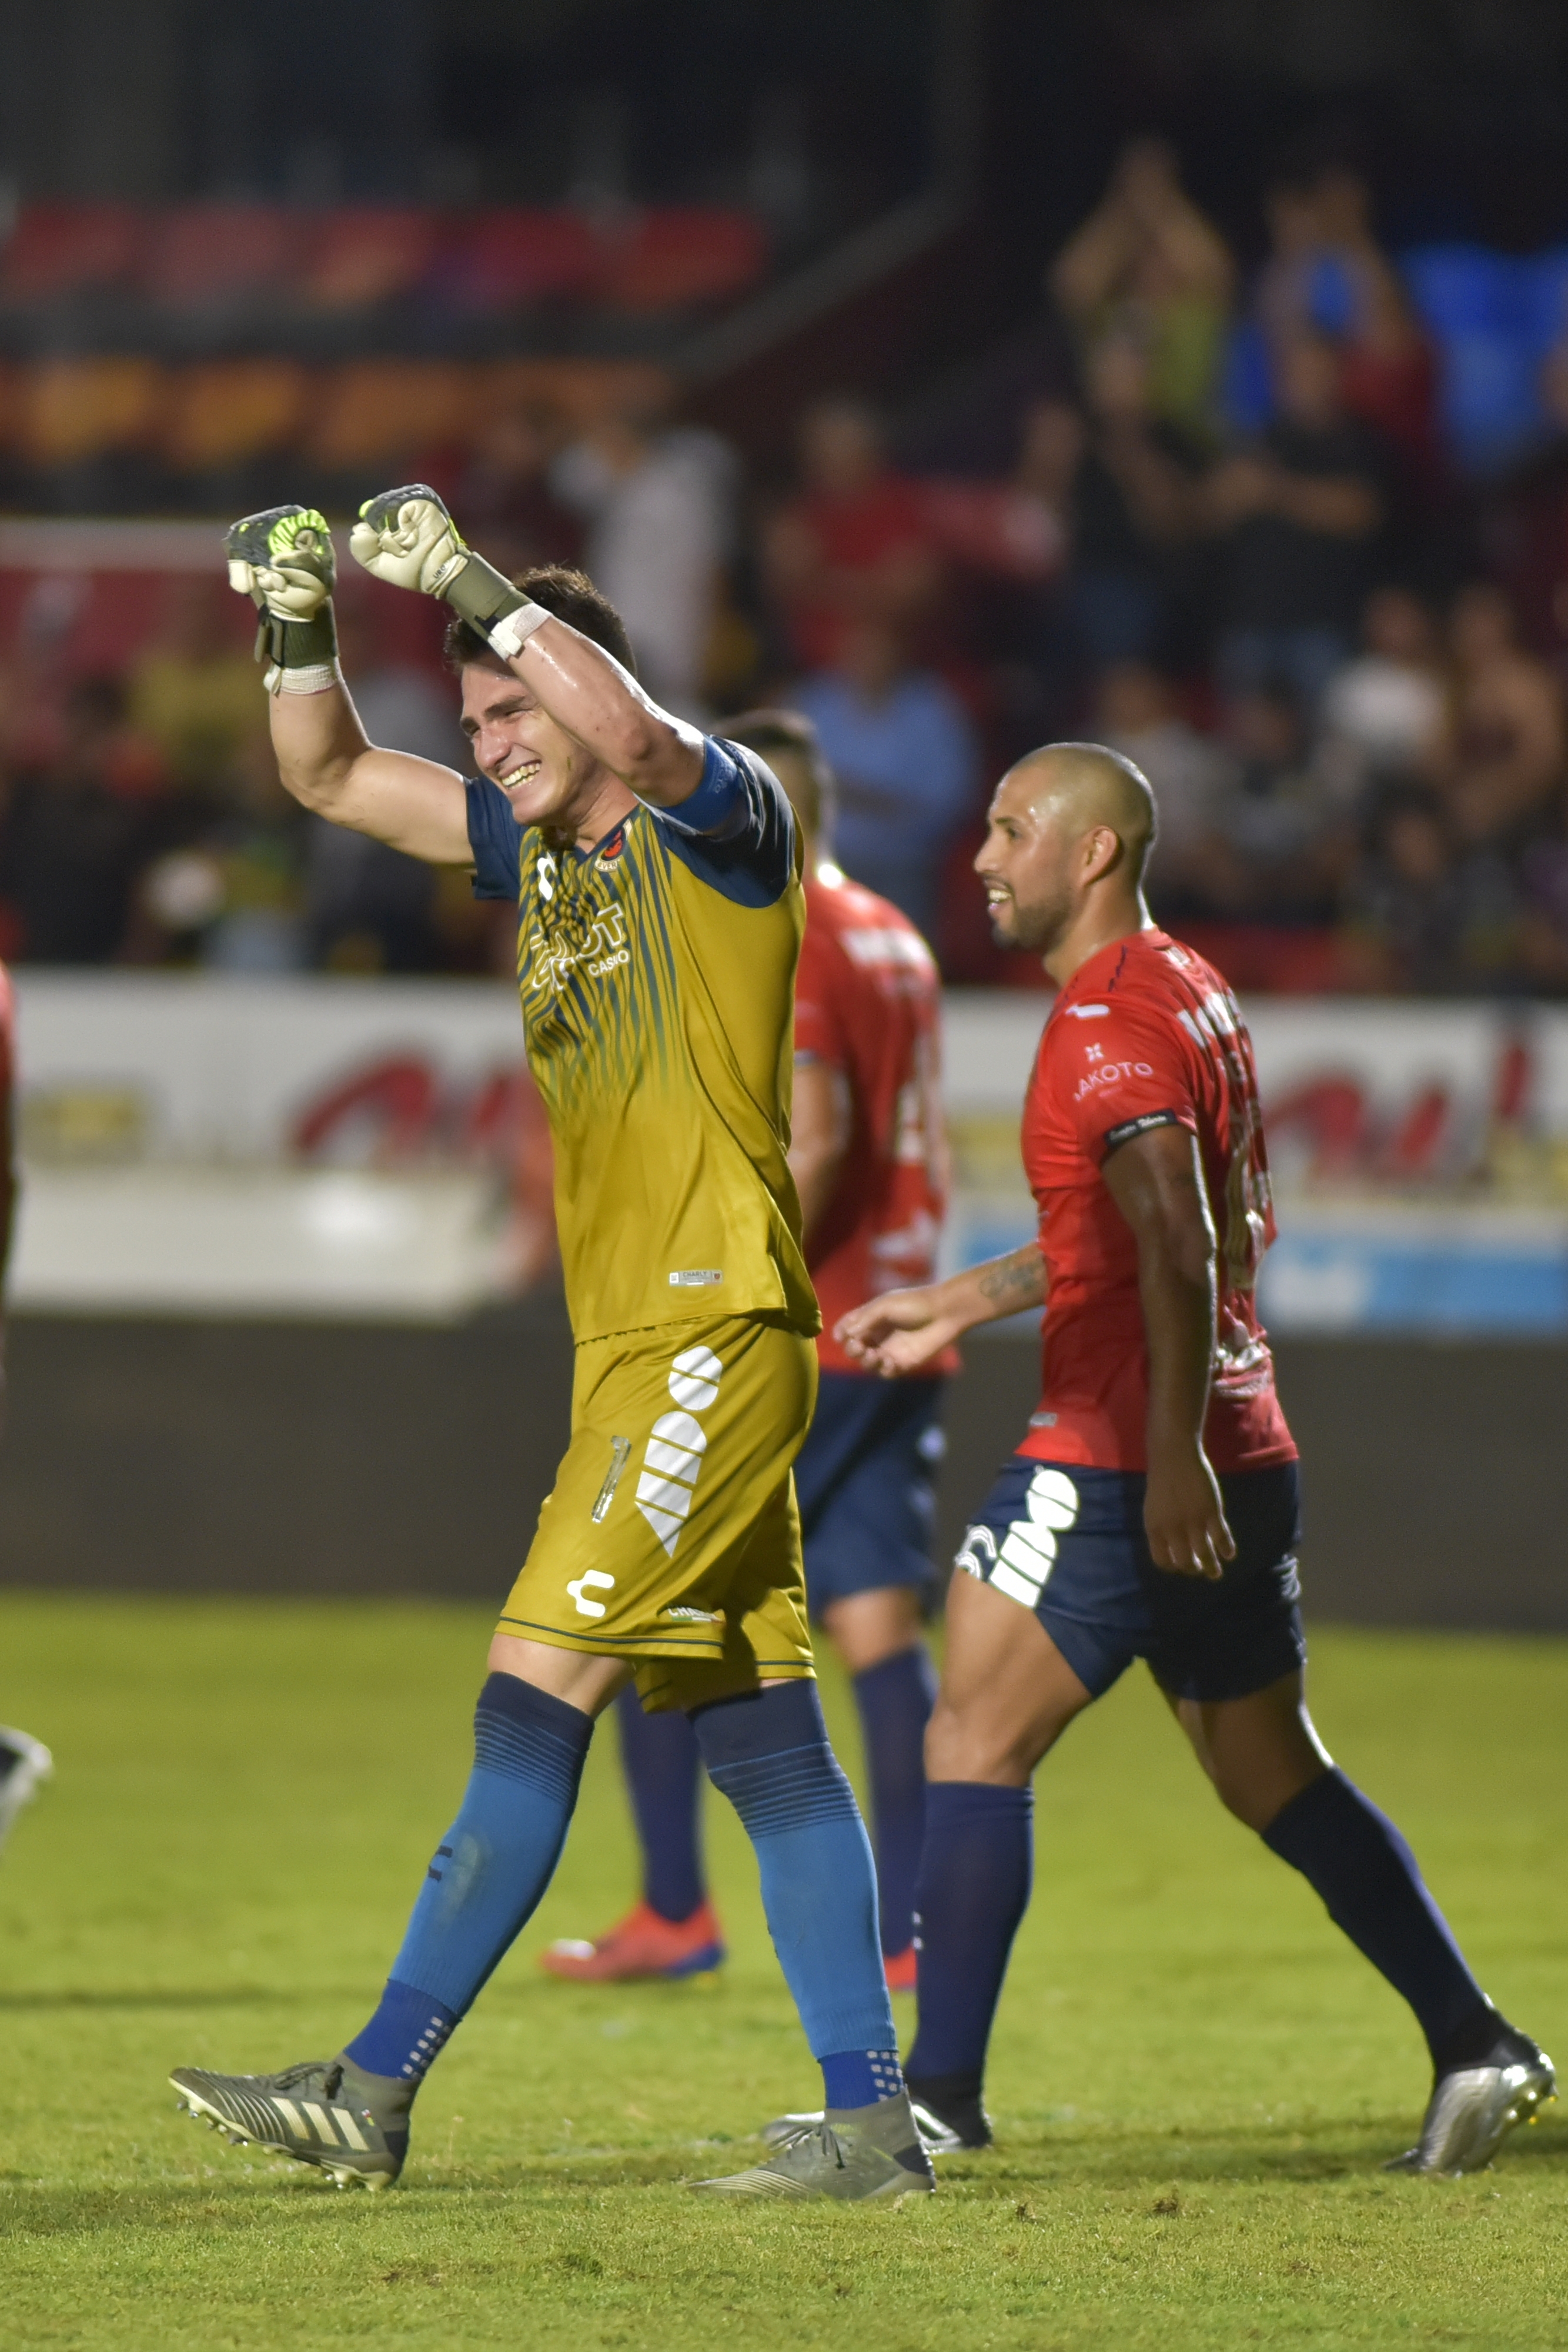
[226,506,339,695]
[349,485,550,660]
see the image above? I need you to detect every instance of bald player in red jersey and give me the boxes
[543,711,951,1992]
[0,964,54,1853]
[835,740,1552,2171]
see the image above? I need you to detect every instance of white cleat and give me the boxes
[1386,2034,1556,2175]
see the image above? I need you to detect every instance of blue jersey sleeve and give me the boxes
[466,776,524,901]
[651,737,796,908]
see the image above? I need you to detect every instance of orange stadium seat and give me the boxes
[596,209,767,313]
[0,203,142,302]
[430,209,601,311]
[306,360,481,471]
[297,209,440,311]
[160,360,312,474]
[13,357,165,468]
[141,205,296,309]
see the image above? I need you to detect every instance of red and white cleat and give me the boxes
[537,1898,726,1982]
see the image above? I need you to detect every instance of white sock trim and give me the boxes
[487,602,551,661]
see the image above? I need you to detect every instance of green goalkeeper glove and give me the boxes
[349,485,551,660]
[226,506,339,694]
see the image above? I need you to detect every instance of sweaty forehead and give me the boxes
[461,662,530,724]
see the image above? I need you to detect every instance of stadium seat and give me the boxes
[13,357,164,468]
[306,360,480,471]
[595,209,768,314]
[141,205,296,311]
[0,202,141,303]
[160,360,311,475]
[297,208,440,312]
[429,210,601,313]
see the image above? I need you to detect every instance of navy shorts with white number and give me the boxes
[955,1454,1305,1702]
[795,1371,945,1618]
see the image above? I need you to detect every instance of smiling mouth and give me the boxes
[498,760,542,788]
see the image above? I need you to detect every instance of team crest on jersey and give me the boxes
[594,827,626,870]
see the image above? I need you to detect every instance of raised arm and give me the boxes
[1100,1122,1235,1580]
[226,506,472,866]
[350,487,704,809]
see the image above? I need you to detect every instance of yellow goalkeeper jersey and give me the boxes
[468,736,819,1345]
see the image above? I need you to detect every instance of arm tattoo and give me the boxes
[977,1243,1045,1308]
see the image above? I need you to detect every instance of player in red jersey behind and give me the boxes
[541,711,951,1994]
[834,740,1553,2171]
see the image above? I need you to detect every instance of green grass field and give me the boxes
[2,1593,1565,2350]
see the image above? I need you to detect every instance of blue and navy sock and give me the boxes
[614,1685,706,1925]
[1263,1768,1492,2072]
[694,1681,902,2112]
[852,1645,937,1957]
[344,1673,592,2087]
[905,1781,1034,2102]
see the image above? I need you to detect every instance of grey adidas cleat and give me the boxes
[0,1728,52,1855]
[170,2056,412,2190]
[696,2092,935,2200]
[760,2095,980,2156]
[1385,2032,1556,2176]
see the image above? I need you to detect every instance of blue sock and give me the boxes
[344,1673,592,2083]
[1263,1768,1490,2069]
[905,1782,1033,2094]
[694,1682,901,2110]
[852,1645,936,1957]
[614,1685,706,1923]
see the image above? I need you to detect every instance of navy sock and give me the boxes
[1263,1768,1489,2069]
[905,1782,1033,2092]
[614,1685,706,1924]
[345,1674,591,2083]
[694,1682,901,2107]
[852,1646,936,1957]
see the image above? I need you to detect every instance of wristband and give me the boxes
[487,601,551,660]
[265,659,343,697]
[439,547,531,642]
[253,602,339,684]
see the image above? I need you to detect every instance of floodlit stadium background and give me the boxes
[4,9,1568,2344]
[3,0,1566,1618]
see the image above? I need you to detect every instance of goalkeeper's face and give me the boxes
[459,656,597,826]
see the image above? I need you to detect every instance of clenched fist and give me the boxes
[226,506,336,622]
[349,485,467,598]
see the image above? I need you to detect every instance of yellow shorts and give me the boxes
[496,1312,818,1713]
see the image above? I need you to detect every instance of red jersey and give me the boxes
[1019,929,1296,1475]
[794,867,953,1375]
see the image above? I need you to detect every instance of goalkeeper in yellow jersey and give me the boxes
[168,493,933,2203]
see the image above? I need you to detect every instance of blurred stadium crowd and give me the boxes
[8,141,1568,995]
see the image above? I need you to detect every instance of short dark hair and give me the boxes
[443,563,636,676]
[719,707,835,839]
